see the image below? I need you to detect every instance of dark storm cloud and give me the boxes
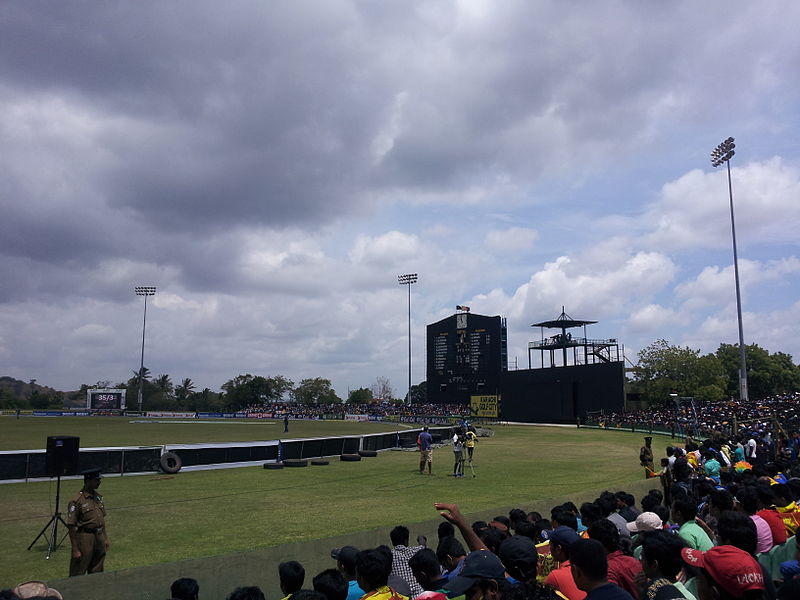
[4,0,792,252]
[1,1,393,239]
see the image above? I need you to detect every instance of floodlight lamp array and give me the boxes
[397,273,418,285]
[710,137,735,167]
[134,286,157,296]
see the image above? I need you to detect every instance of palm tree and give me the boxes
[131,367,151,384]
[175,378,195,403]
[155,374,174,396]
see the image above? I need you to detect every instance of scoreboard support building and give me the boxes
[426,309,624,423]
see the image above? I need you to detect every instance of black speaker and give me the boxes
[45,436,80,477]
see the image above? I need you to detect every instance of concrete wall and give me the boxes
[501,363,625,423]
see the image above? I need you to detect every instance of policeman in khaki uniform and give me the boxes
[66,468,109,576]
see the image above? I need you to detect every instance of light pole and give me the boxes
[134,286,156,412]
[670,391,679,437]
[711,137,748,402]
[397,273,418,405]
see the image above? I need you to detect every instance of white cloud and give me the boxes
[517,251,677,319]
[643,158,800,251]
[70,323,114,343]
[349,231,421,267]
[676,257,800,309]
[628,304,683,334]
[484,227,538,251]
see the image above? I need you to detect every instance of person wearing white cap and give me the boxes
[626,512,663,536]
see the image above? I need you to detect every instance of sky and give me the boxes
[2,1,800,399]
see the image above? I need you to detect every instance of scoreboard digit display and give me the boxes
[87,388,127,410]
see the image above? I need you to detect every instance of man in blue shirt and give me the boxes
[418,427,433,475]
[331,546,365,600]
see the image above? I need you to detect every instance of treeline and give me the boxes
[0,371,427,412]
[629,340,800,405]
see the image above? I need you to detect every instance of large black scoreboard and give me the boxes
[86,388,126,410]
[427,312,507,405]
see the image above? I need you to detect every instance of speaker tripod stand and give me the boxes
[28,475,70,559]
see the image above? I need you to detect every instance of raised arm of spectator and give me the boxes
[434,502,487,552]
[694,515,716,544]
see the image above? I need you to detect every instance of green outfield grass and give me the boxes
[0,420,659,588]
[0,416,404,450]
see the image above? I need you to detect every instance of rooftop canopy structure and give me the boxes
[528,307,620,368]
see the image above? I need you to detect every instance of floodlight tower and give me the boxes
[134,286,156,412]
[397,273,418,405]
[710,137,748,402]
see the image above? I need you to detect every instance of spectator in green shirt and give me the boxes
[672,497,714,552]
[702,451,721,483]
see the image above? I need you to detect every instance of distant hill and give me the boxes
[0,376,61,398]
[0,376,84,409]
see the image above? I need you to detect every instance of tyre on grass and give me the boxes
[358,449,378,457]
[160,451,182,474]
[311,459,329,466]
[264,462,284,470]
[283,459,308,467]
[340,454,362,462]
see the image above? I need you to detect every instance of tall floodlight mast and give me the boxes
[134,286,156,412]
[710,137,748,402]
[397,274,418,405]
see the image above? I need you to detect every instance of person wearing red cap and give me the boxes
[680,546,764,600]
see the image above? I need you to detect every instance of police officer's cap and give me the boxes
[81,467,102,479]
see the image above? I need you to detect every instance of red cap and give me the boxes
[681,546,764,597]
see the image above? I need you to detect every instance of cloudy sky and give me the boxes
[2,1,799,399]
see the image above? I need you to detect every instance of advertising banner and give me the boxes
[145,411,197,418]
[470,395,500,418]
[345,414,369,422]
[399,415,458,425]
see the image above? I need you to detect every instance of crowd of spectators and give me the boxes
[239,402,472,422]
[589,393,800,461]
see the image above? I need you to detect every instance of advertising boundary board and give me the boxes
[0,427,453,482]
[6,412,474,422]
